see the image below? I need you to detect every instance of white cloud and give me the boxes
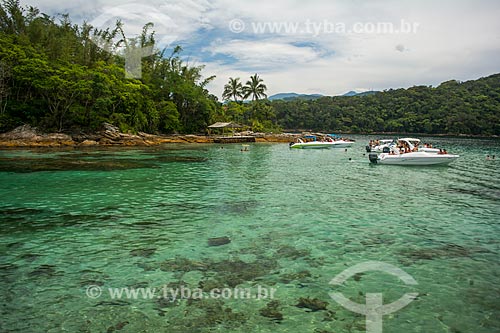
[205,39,321,70]
[25,0,500,97]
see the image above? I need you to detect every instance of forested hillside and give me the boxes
[272,74,500,135]
[0,0,219,134]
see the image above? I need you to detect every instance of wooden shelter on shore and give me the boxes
[207,122,255,143]
[207,122,243,136]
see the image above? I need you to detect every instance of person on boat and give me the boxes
[443,149,448,154]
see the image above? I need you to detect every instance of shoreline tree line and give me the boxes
[1,1,498,136]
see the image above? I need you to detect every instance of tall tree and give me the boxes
[243,74,267,101]
[0,60,10,114]
[222,77,243,102]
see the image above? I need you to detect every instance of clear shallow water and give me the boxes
[0,136,499,333]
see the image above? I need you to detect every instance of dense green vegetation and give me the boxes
[272,74,500,135]
[1,0,498,136]
[0,0,222,134]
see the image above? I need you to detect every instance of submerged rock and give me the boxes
[106,321,129,333]
[28,264,59,278]
[279,270,312,283]
[154,155,208,163]
[353,272,364,281]
[0,157,157,173]
[259,300,283,322]
[155,294,182,315]
[208,236,231,247]
[2,207,45,216]
[159,257,208,273]
[276,245,310,259]
[400,243,472,261]
[183,298,247,329]
[158,255,278,287]
[95,300,130,307]
[208,258,278,287]
[130,248,156,258]
[322,310,338,322]
[296,297,329,312]
[0,263,18,275]
[18,253,41,262]
[198,278,226,292]
[217,200,259,215]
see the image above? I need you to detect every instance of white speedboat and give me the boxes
[368,150,459,165]
[289,139,354,149]
[290,135,354,149]
[290,139,334,149]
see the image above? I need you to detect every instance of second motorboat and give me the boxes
[367,138,459,165]
[290,134,354,149]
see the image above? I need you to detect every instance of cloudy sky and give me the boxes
[25,0,500,98]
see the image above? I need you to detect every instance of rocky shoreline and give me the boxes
[0,124,299,148]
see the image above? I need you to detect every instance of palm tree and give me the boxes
[243,74,267,101]
[222,77,243,102]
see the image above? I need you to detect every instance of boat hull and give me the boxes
[330,141,353,148]
[290,142,332,149]
[290,141,354,149]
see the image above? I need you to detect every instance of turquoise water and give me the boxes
[0,136,499,333]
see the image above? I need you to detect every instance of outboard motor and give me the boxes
[366,145,372,153]
[289,142,294,147]
[382,147,390,153]
[369,153,379,164]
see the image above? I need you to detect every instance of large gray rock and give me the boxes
[0,125,41,140]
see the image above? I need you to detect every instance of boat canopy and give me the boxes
[399,138,421,143]
[398,138,421,150]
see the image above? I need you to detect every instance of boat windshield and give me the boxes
[304,135,316,141]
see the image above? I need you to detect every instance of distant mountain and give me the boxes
[341,90,380,97]
[268,93,323,101]
[269,91,379,100]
